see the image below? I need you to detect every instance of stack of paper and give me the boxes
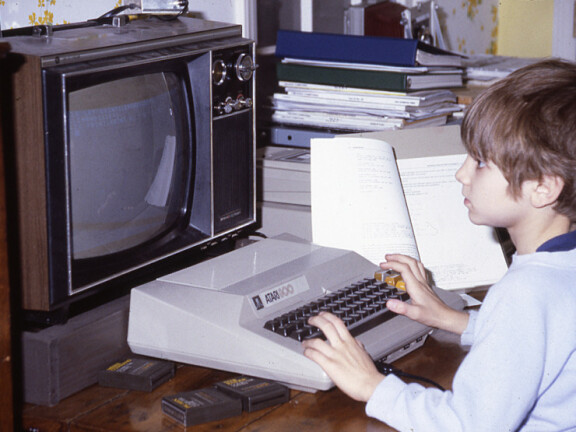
[463,54,541,86]
[270,30,464,132]
[310,127,509,290]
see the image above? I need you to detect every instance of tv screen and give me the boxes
[68,73,191,260]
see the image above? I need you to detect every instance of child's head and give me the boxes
[461,59,576,223]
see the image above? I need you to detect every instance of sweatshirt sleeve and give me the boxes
[460,309,478,347]
[364,272,547,431]
[365,374,464,430]
[365,310,478,428]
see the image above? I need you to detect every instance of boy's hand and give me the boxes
[380,254,469,335]
[302,312,385,402]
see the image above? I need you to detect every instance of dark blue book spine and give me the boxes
[274,30,419,67]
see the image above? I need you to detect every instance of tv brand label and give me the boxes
[252,276,309,311]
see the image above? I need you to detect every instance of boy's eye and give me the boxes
[477,160,487,168]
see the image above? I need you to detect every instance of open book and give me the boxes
[310,129,509,290]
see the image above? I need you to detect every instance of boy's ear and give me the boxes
[531,175,565,208]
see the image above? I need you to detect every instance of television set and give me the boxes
[2,17,257,324]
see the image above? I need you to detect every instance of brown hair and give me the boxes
[461,59,576,222]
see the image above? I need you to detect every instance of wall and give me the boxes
[268,0,500,54]
[2,1,573,59]
[0,1,257,38]
[0,0,120,29]
[498,0,554,57]
[438,0,499,54]
[1,0,499,55]
[498,0,576,59]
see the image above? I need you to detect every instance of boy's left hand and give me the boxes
[381,254,469,335]
[302,312,385,402]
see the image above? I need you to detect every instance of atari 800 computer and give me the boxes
[127,234,464,392]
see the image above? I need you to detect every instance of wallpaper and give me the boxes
[0,0,121,29]
[439,0,499,54]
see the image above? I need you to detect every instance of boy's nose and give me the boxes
[455,156,473,185]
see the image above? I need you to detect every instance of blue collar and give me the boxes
[537,231,576,252]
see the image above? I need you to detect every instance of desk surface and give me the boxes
[22,331,468,431]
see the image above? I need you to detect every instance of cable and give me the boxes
[374,360,445,391]
[153,0,189,21]
[176,0,190,16]
[98,1,189,22]
[98,4,139,19]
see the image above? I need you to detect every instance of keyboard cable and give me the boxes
[374,360,446,391]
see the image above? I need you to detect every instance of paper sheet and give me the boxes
[311,137,419,264]
[397,155,508,290]
[311,136,508,290]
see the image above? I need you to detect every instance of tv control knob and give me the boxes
[230,98,243,111]
[223,97,234,114]
[214,101,228,115]
[212,59,227,86]
[235,53,256,81]
[236,95,253,109]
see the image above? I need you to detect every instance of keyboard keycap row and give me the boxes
[263,277,409,342]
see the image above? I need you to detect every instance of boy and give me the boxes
[302,59,576,431]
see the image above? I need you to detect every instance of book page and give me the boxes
[311,137,419,264]
[397,154,508,290]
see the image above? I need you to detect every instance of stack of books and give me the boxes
[270,30,464,132]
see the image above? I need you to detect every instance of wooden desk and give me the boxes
[22,331,468,431]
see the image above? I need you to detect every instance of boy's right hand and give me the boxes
[380,254,469,335]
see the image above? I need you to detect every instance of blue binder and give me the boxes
[275,30,460,68]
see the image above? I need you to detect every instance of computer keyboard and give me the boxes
[264,276,410,342]
[128,235,464,392]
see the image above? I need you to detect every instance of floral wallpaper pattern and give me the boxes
[440,0,499,54]
[0,0,121,30]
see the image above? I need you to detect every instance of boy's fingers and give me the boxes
[308,312,354,344]
[386,298,407,314]
[302,335,329,355]
[380,255,428,286]
[308,313,342,343]
[386,298,421,322]
[317,312,354,340]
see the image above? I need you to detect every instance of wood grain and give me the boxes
[22,332,469,431]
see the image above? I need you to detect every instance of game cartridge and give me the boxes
[215,376,290,412]
[98,357,175,392]
[162,387,242,427]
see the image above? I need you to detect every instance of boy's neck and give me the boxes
[509,214,572,254]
